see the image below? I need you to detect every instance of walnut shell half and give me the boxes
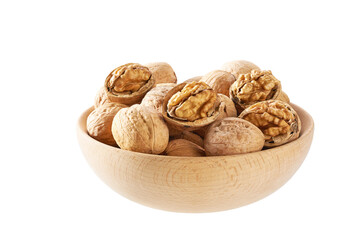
[87,103,126,146]
[162,82,225,131]
[239,100,301,147]
[112,104,169,154]
[144,62,177,85]
[204,117,264,156]
[104,63,155,105]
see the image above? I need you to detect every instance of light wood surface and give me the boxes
[77,104,314,213]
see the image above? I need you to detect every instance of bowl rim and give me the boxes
[77,103,314,159]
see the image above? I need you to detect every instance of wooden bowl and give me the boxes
[77,104,314,213]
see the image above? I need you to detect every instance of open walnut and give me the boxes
[204,117,264,156]
[104,63,155,105]
[141,83,177,114]
[220,60,260,79]
[112,104,169,154]
[87,103,126,146]
[230,69,286,111]
[162,82,225,131]
[200,70,235,97]
[144,62,177,85]
[165,139,205,157]
[239,100,301,147]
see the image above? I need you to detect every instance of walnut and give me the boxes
[204,117,264,156]
[104,63,155,105]
[112,104,169,154]
[217,94,237,118]
[141,83,177,114]
[144,62,177,85]
[200,70,235,97]
[230,70,283,110]
[165,139,205,157]
[220,60,260,79]
[94,87,112,108]
[162,82,225,131]
[170,131,204,148]
[87,103,126,146]
[277,91,290,103]
[183,76,202,84]
[239,100,301,147]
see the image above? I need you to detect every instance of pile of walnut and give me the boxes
[87,61,301,157]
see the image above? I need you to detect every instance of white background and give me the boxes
[1,0,359,239]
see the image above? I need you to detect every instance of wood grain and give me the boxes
[77,104,314,213]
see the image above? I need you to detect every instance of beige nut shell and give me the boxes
[87,103,126,146]
[170,131,204,148]
[94,87,112,108]
[220,60,260,79]
[141,83,177,114]
[200,70,235,97]
[112,104,169,154]
[183,76,202,84]
[165,139,205,157]
[144,62,177,85]
[204,117,265,156]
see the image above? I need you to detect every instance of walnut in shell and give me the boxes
[87,103,126,146]
[165,139,205,157]
[239,100,301,147]
[170,130,204,148]
[112,104,169,154]
[217,94,237,118]
[200,70,235,97]
[104,63,155,105]
[144,62,177,85]
[204,117,264,156]
[141,83,177,114]
[183,76,202,84]
[230,69,283,111]
[162,82,225,131]
[94,87,112,108]
[220,60,260,79]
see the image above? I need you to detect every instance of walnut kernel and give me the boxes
[105,63,155,105]
[230,70,282,109]
[239,100,301,147]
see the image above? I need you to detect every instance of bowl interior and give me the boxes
[77,103,314,212]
